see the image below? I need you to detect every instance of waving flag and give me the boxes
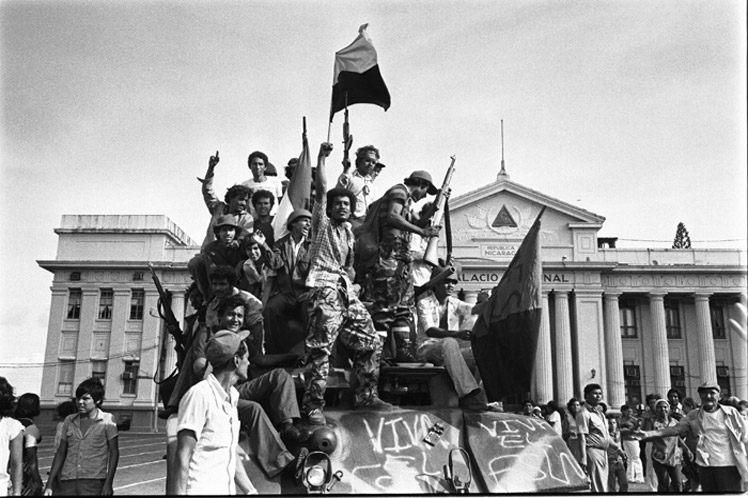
[471,207,546,401]
[330,24,391,121]
[273,125,312,241]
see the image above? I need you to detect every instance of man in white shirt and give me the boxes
[415,268,495,412]
[175,329,255,495]
[241,150,284,217]
[637,381,748,493]
[335,145,380,228]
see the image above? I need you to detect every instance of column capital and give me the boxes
[603,292,622,301]
[648,292,667,301]
[693,292,712,301]
[554,289,570,298]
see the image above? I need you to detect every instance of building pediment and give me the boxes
[446,175,606,262]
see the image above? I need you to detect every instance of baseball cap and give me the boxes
[697,381,721,392]
[214,214,239,229]
[205,329,250,367]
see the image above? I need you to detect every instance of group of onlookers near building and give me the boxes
[523,384,748,493]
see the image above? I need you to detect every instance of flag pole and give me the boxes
[342,91,352,173]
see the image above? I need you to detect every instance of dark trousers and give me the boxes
[263,292,308,354]
[698,465,743,493]
[607,460,628,493]
[652,460,683,492]
[57,479,105,496]
[235,369,299,478]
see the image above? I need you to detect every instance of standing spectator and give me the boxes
[618,404,644,484]
[640,392,661,492]
[667,388,684,420]
[53,401,77,451]
[679,396,701,491]
[606,416,628,493]
[649,399,690,492]
[174,330,254,495]
[576,383,626,492]
[637,382,748,493]
[50,400,77,494]
[564,398,583,465]
[0,377,24,497]
[44,378,119,496]
[14,393,43,496]
[544,400,564,437]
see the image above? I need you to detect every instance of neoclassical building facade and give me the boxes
[36,174,746,429]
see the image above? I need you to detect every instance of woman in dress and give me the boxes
[563,398,583,465]
[618,404,645,483]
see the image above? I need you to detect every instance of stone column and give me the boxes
[554,291,574,403]
[694,293,717,385]
[75,289,100,386]
[603,293,625,409]
[40,288,71,402]
[533,293,554,403]
[733,295,748,400]
[648,293,670,395]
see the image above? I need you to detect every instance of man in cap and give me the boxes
[363,170,441,350]
[196,151,254,250]
[174,329,254,495]
[336,145,381,228]
[636,381,748,493]
[263,208,313,355]
[415,265,495,412]
[188,214,247,301]
[302,142,392,426]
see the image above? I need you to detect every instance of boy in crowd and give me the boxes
[44,378,119,496]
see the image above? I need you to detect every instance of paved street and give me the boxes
[37,430,168,495]
[36,427,654,495]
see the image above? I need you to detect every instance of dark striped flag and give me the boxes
[471,207,546,401]
[329,24,390,121]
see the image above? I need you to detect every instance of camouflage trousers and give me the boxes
[369,236,415,329]
[302,284,383,411]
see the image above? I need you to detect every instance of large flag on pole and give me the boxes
[273,121,312,241]
[330,24,390,121]
[471,207,546,401]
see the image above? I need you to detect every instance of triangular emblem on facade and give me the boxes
[492,205,518,228]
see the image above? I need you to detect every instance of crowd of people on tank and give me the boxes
[2,141,747,495]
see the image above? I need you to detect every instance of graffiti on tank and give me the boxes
[475,417,586,490]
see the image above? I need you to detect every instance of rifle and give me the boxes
[424,155,456,265]
[148,263,186,369]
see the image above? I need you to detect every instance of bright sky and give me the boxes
[1,0,746,395]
